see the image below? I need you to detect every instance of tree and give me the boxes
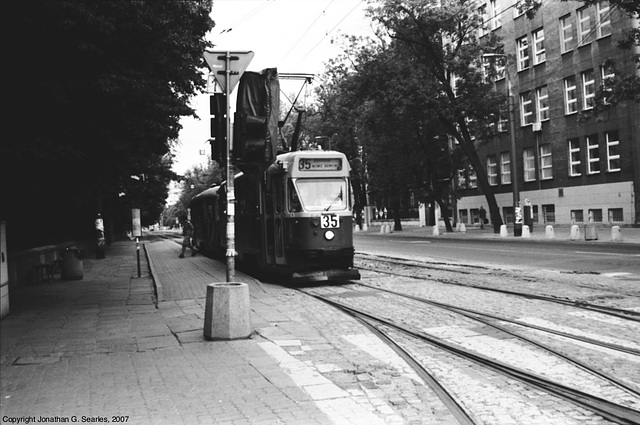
[365,0,506,232]
[1,1,214,248]
[311,33,464,231]
[162,160,223,228]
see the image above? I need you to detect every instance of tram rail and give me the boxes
[299,285,640,424]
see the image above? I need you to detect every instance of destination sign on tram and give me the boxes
[298,158,342,171]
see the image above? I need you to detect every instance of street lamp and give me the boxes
[483,53,520,236]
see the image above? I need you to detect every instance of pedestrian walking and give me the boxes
[479,206,486,229]
[179,215,197,258]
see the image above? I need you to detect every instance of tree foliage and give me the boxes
[310,0,506,231]
[1,1,214,248]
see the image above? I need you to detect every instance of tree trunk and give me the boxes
[466,148,503,233]
[453,119,505,234]
[436,198,454,232]
[392,198,403,231]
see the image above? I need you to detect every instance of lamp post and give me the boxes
[483,53,520,236]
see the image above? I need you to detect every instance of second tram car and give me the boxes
[191,149,360,283]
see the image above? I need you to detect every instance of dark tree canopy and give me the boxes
[2,1,214,249]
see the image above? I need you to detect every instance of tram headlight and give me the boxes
[324,230,335,241]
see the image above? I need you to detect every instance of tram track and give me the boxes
[298,283,640,424]
[355,252,640,322]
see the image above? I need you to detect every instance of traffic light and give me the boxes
[210,93,227,165]
[233,68,279,173]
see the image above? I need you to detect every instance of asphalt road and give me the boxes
[354,232,640,278]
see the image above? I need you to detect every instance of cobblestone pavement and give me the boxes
[1,238,456,425]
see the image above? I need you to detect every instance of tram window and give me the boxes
[294,178,348,211]
[288,180,302,212]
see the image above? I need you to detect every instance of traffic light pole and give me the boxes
[223,52,236,282]
[203,50,254,282]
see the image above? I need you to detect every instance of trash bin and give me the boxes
[62,247,83,280]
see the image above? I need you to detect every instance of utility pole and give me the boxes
[203,51,254,281]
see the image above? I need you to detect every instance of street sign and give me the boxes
[203,51,254,92]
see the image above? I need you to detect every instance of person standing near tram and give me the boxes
[178,215,197,258]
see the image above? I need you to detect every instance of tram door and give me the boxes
[263,173,287,266]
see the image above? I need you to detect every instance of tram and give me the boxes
[190,149,360,283]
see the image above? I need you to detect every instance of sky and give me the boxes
[171,0,376,175]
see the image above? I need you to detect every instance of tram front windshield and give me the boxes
[291,178,348,212]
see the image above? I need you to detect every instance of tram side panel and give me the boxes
[234,175,263,264]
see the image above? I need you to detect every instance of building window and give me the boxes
[470,208,480,225]
[601,62,615,104]
[468,167,477,188]
[478,4,488,38]
[487,155,498,186]
[586,135,600,174]
[597,1,611,38]
[542,204,556,223]
[520,91,534,126]
[498,101,508,132]
[536,86,549,121]
[533,28,546,64]
[608,208,623,222]
[459,209,469,224]
[588,208,603,222]
[571,209,584,223]
[500,152,511,184]
[539,144,553,180]
[564,76,578,114]
[503,206,514,224]
[523,148,536,182]
[517,36,530,71]
[568,138,581,177]
[490,0,501,30]
[560,14,575,53]
[578,7,593,45]
[495,56,506,81]
[605,131,620,172]
[582,69,595,110]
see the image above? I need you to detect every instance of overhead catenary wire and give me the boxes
[279,0,336,65]
[292,0,366,70]
[216,0,275,34]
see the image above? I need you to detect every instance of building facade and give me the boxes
[457,0,640,227]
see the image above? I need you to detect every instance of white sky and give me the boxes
[172,0,375,175]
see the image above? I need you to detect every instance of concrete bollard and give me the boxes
[459,223,466,233]
[362,223,368,231]
[432,225,440,236]
[570,225,580,240]
[584,223,598,241]
[521,225,530,238]
[611,225,622,241]
[204,282,251,340]
[500,225,508,237]
[353,225,360,232]
[546,225,555,239]
[380,225,386,234]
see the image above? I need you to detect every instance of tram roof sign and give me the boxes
[203,51,254,93]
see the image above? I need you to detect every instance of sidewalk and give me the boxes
[0,237,447,425]
[361,221,640,244]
